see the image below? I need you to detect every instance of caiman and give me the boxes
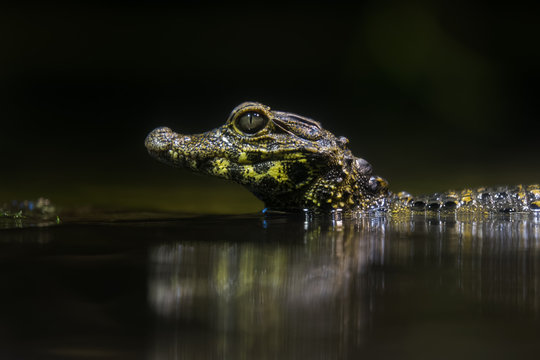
[145,102,540,214]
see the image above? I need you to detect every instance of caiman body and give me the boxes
[145,102,540,214]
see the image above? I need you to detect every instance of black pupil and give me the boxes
[237,112,267,134]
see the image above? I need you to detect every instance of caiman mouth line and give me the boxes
[146,130,327,166]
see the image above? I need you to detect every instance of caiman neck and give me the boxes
[252,156,387,212]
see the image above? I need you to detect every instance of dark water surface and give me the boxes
[1,212,540,359]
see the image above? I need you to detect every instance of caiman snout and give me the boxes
[145,127,173,153]
[145,126,199,167]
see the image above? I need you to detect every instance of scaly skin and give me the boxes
[145,102,540,213]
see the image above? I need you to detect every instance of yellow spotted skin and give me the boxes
[145,102,540,214]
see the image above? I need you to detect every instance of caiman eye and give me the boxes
[235,111,268,134]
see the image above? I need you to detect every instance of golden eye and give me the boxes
[235,111,268,134]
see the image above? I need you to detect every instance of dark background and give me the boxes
[1,0,539,212]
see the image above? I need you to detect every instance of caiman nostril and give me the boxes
[145,126,174,153]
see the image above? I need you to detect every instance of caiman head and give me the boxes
[145,102,387,212]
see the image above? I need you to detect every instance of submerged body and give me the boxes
[145,102,540,214]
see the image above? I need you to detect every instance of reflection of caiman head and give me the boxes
[145,102,386,211]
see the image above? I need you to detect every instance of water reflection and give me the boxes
[148,214,540,359]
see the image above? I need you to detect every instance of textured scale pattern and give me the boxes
[145,102,539,214]
[390,184,540,214]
